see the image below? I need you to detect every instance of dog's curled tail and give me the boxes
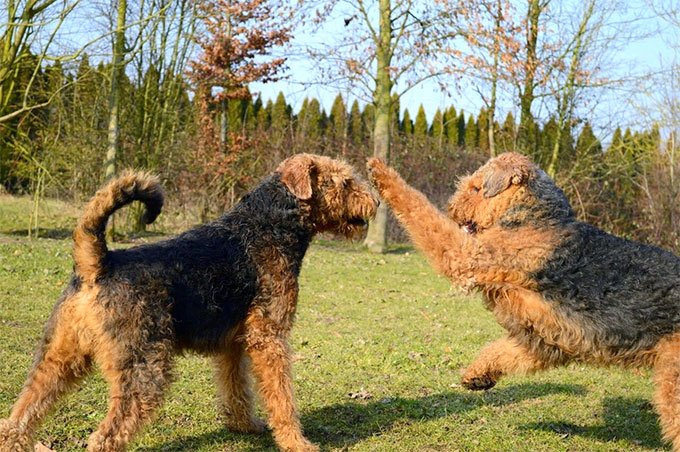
[73,170,164,284]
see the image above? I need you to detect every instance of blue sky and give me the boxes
[46,0,677,140]
[251,0,676,138]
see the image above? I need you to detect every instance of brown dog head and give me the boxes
[277,153,379,238]
[448,152,573,234]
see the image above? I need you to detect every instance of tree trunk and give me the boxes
[0,0,58,181]
[105,0,127,239]
[517,0,544,155]
[546,0,593,177]
[220,97,228,151]
[488,0,501,157]
[364,0,392,253]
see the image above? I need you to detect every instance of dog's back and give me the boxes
[534,221,680,353]
[101,227,258,352]
[95,173,311,353]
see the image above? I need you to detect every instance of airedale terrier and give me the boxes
[0,153,377,452]
[368,152,680,449]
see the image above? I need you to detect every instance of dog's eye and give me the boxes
[471,186,480,193]
[330,177,346,188]
[322,179,334,189]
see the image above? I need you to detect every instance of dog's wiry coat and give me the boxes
[368,152,680,450]
[0,153,377,452]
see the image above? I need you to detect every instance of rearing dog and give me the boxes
[368,152,680,450]
[0,153,378,452]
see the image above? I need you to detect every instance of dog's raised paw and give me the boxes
[366,158,392,190]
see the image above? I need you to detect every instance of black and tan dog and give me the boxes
[0,153,378,452]
[368,152,680,450]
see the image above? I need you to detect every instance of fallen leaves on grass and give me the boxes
[348,387,373,400]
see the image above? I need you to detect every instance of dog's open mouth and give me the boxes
[348,217,369,227]
[461,221,478,234]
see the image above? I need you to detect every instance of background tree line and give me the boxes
[0,0,678,252]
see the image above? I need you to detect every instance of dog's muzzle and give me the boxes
[462,221,478,234]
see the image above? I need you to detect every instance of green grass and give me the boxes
[0,195,665,451]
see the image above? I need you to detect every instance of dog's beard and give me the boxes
[316,217,369,240]
[341,218,369,239]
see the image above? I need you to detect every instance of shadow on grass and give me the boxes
[2,228,73,239]
[2,228,168,243]
[139,382,585,451]
[114,230,167,242]
[383,244,415,255]
[136,427,277,452]
[521,396,662,449]
[312,237,416,255]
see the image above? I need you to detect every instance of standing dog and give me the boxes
[0,153,378,452]
[368,152,680,449]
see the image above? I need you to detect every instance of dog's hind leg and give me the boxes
[0,299,92,452]
[653,334,680,451]
[213,339,266,434]
[87,342,173,452]
[462,336,562,391]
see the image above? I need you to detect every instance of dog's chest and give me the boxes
[247,244,302,329]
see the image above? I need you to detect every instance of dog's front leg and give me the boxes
[244,310,317,452]
[367,158,471,279]
[213,339,267,434]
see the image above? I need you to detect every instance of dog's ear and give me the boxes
[483,163,529,198]
[278,154,316,200]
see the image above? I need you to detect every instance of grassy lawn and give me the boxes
[0,195,665,451]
